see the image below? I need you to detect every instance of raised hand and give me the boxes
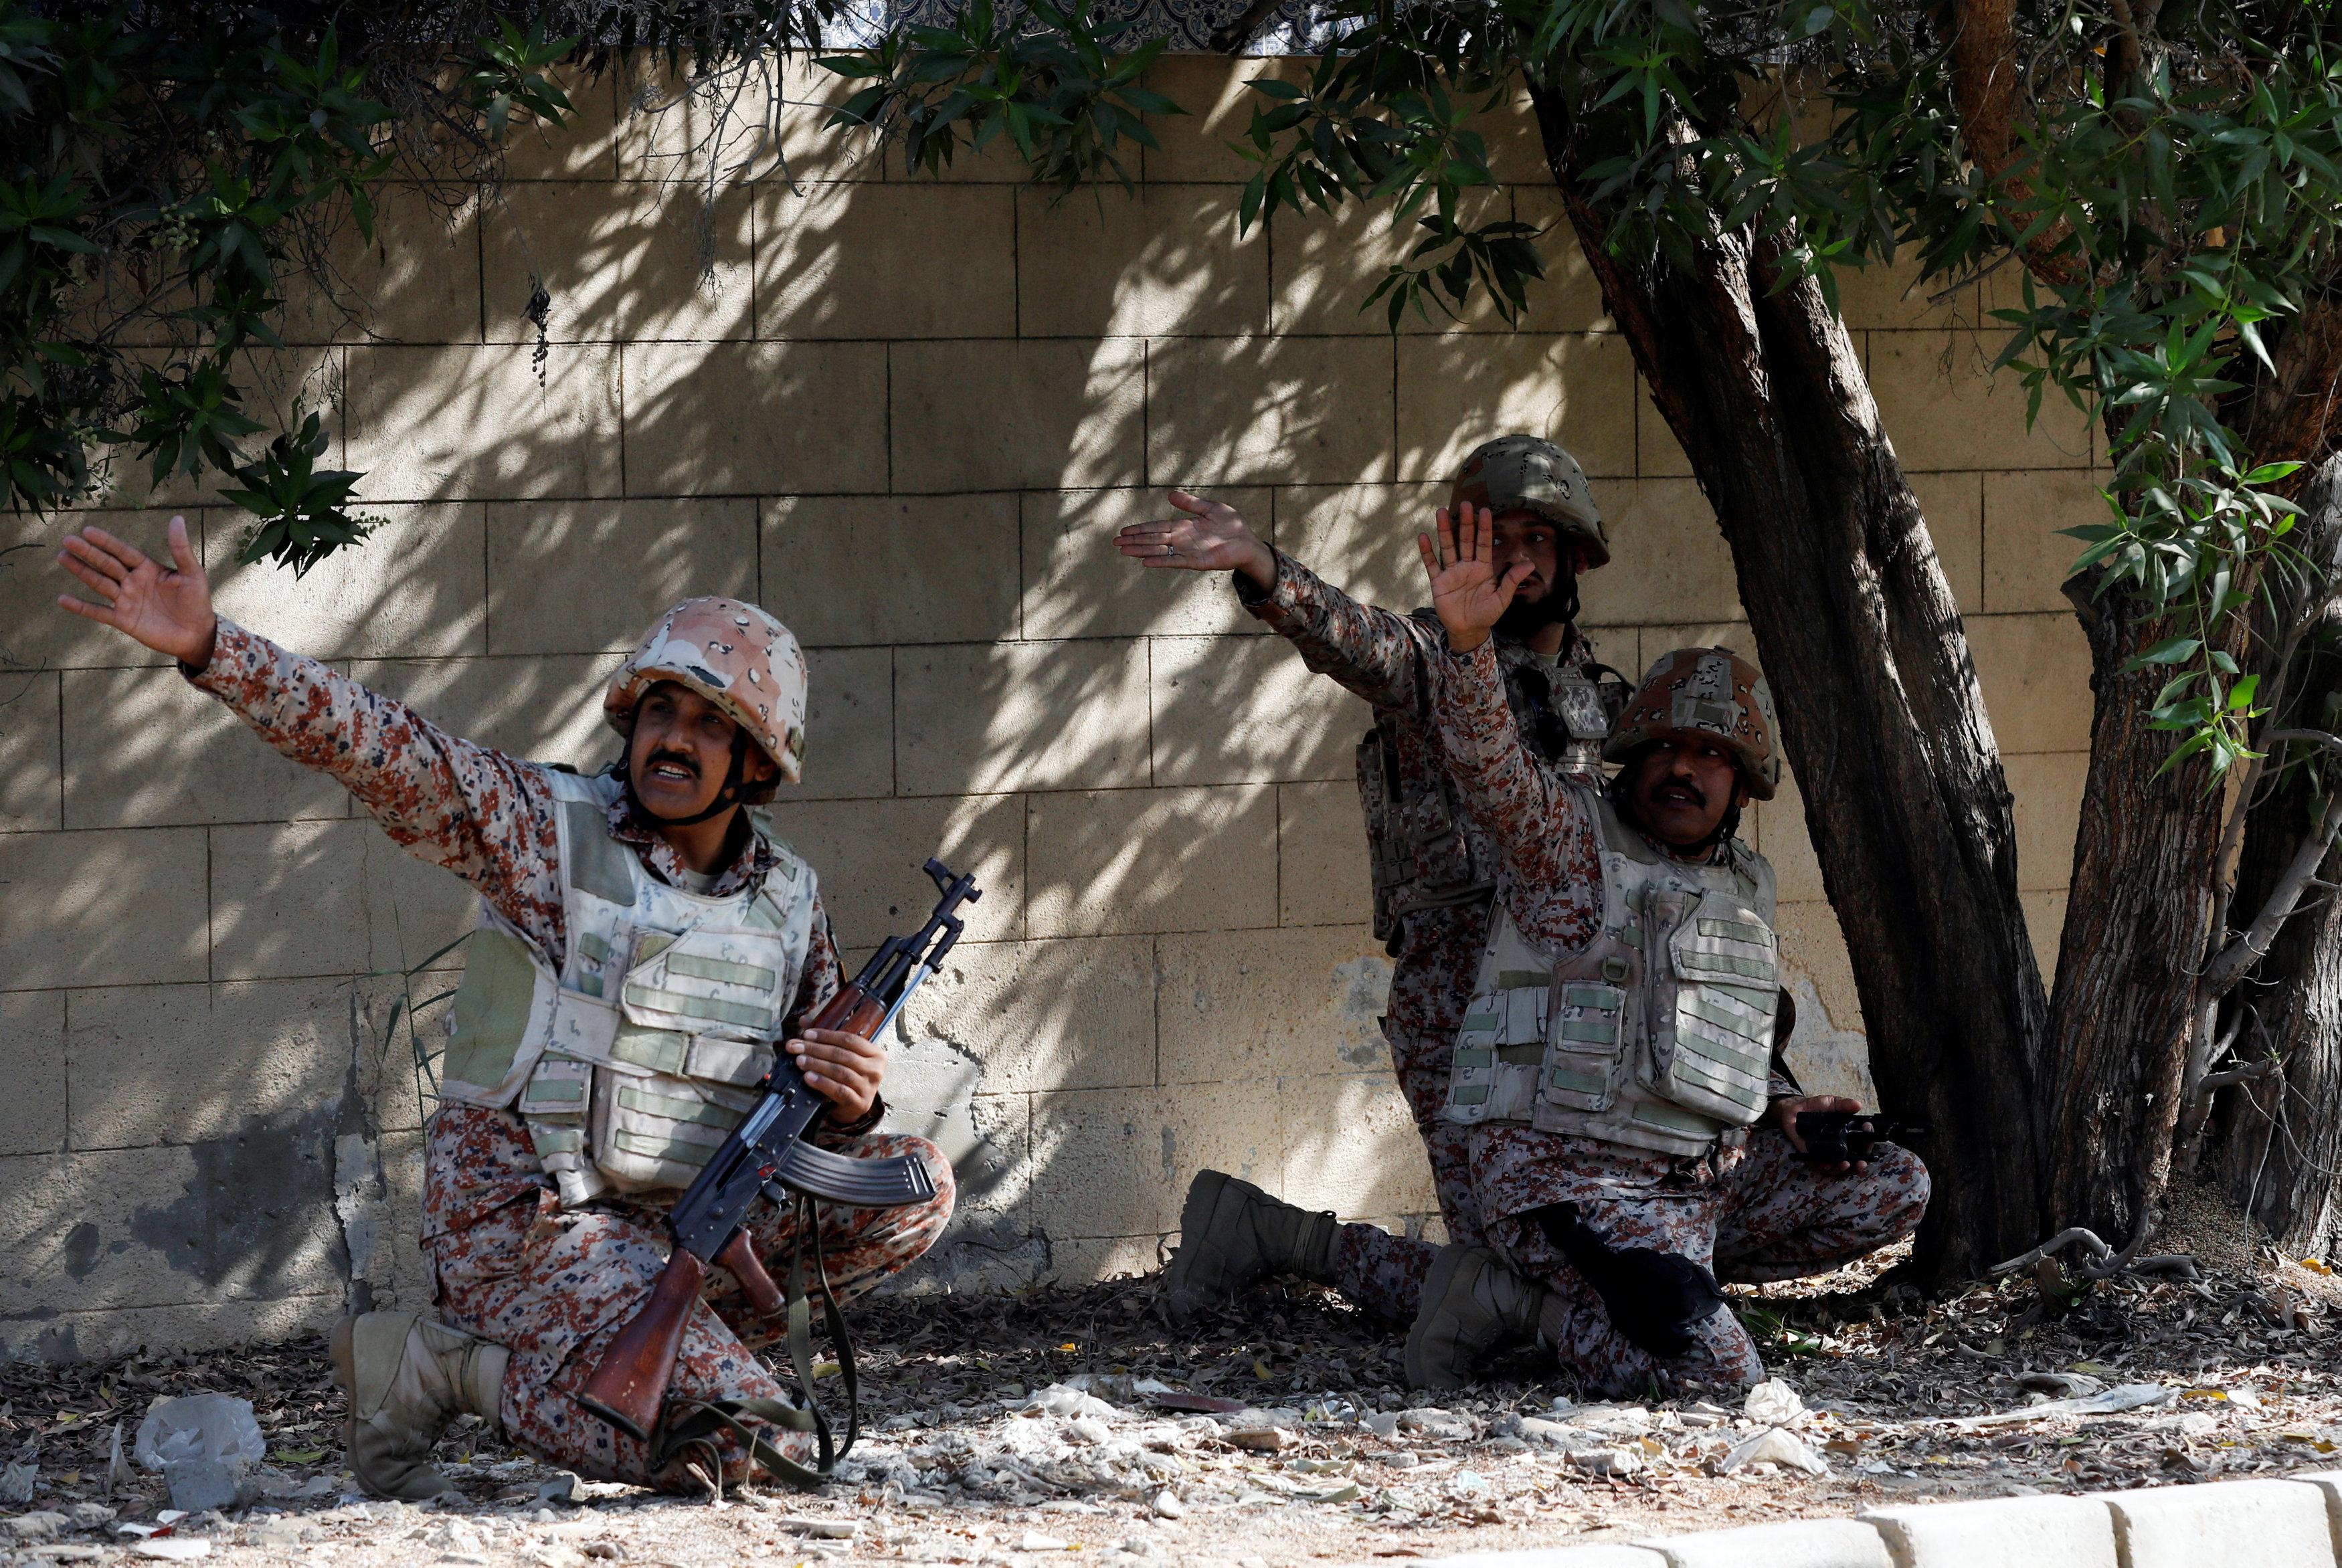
[1114,490,1276,587]
[1417,504,1530,652]
[56,516,219,668]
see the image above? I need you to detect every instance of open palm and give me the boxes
[56,516,219,667]
[1417,504,1529,652]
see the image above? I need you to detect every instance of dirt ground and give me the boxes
[10,1186,2342,1568]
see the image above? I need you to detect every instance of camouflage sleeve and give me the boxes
[784,898,887,1144]
[186,618,566,955]
[1430,640,1604,955]
[1235,549,1440,713]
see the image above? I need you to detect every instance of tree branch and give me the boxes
[2199,782,2342,1001]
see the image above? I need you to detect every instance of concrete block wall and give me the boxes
[0,55,2096,1360]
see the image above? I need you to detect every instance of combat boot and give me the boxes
[1403,1244,1547,1390]
[331,1312,509,1501]
[1160,1170,1340,1325]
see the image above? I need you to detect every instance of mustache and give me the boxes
[641,749,701,779]
[1648,775,1707,809]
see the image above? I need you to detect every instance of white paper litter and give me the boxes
[1744,1379,1807,1426]
[1723,1426,1830,1477]
[132,1542,211,1562]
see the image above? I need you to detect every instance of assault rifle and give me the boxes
[579,858,983,1448]
[1793,1111,1930,1166]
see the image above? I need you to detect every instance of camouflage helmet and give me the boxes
[604,597,809,787]
[1602,646,1780,800]
[1450,435,1609,569]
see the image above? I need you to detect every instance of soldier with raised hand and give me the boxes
[54,516,956,1497]
[1115,437,1624,1333]
[1403,503,1930,1394]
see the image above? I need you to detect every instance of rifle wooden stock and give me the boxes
[578,1248,708,1442]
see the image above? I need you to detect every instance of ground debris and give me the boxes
[4,1209,2342,1565]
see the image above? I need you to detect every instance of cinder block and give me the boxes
[1773,900,1863,1044]
[1138,57,1305,184]
[1643,1516,1892,1568]
[2006,751,2086,893]
[1149,633,1364,787]
[484,181,752,344]
[1277,1071,1433,1219]
[98,348,342,512]
[276,181,483,347]
[1859,1491,2117,1567]
[1025,785,1277,939]
[3,508,185,672]
[1469,85,1554,185]
[891,936,1156,1094]
[0,991,65,1157]
[0,1141,345,1315]
[879,1068,1029,1227]
[1148,335,1394,486]
[1871,331,2094,472]
[1043,1233,1163,1284]
[347,654,622,775]
[792,646,893,803]
[2106,1478,2333,1568]
[486,497,757,655]
[1833,247,2009,334]
[1397,332,1638,482]
[1594,480,1744,625]
[763,493,1018,646]
[347,342,622,502]
[66,979,359,1153]
[209,502,487,661]
[0,1294,341,1368]
[890,339,1146,494]
[1268,481,1449,617]
[1983,470,2103,613]
[1278,780,1370,929]
[207,817,474,981]
[895,640,1151,795]
[625,339,889,496]
[1911,471,1984,615]
[0,827,208,989]
[0,670,60,832]
[1507,192,1616,335]
[757,185,1014,339]
[617,56,875,185]
[1019,486,1271,641]
[1751,774,1825,906]
[1157,923,1388,1085]
[499,65,622,181]
[1968,612,2094,755]
[1020,185,1267,338]
[756,793,1026,947]
[60,667,347,829]
[1028,1080,1281,1237]
[1267,191,1506,338]
[345,1126,431,1312]
[356,973,450,1137]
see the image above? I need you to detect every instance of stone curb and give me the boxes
[1404,1470,2342,1568]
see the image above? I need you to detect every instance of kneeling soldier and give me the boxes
[56,520,955,1496]
[1405,506,1930,1393]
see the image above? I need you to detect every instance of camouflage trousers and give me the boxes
[423,1108,954,1492]
[1337,1125,1926,1395]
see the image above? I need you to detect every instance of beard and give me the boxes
[1494,573,1579,641]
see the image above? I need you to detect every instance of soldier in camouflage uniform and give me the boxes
[55,519,955,1496]
[1401,505,1930,1397]
[1117,437,1626,1328]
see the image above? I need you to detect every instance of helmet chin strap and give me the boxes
[628,731,750,829]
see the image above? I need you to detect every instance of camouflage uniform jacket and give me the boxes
[1235,550,1602,1062]
[184,619,879,1239]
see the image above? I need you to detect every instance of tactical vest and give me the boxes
[1360,633,1622,955]
[436,770,819,1207]
[1441,793,1780,1158]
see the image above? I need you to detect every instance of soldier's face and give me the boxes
[1625,737,1748,848]
[1486,510,1570,603]
[628,681,776,819]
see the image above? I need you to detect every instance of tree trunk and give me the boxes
[2040,589,2224,1240]
[2210,457,2342,1253]
[1527,89,2052,1284]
